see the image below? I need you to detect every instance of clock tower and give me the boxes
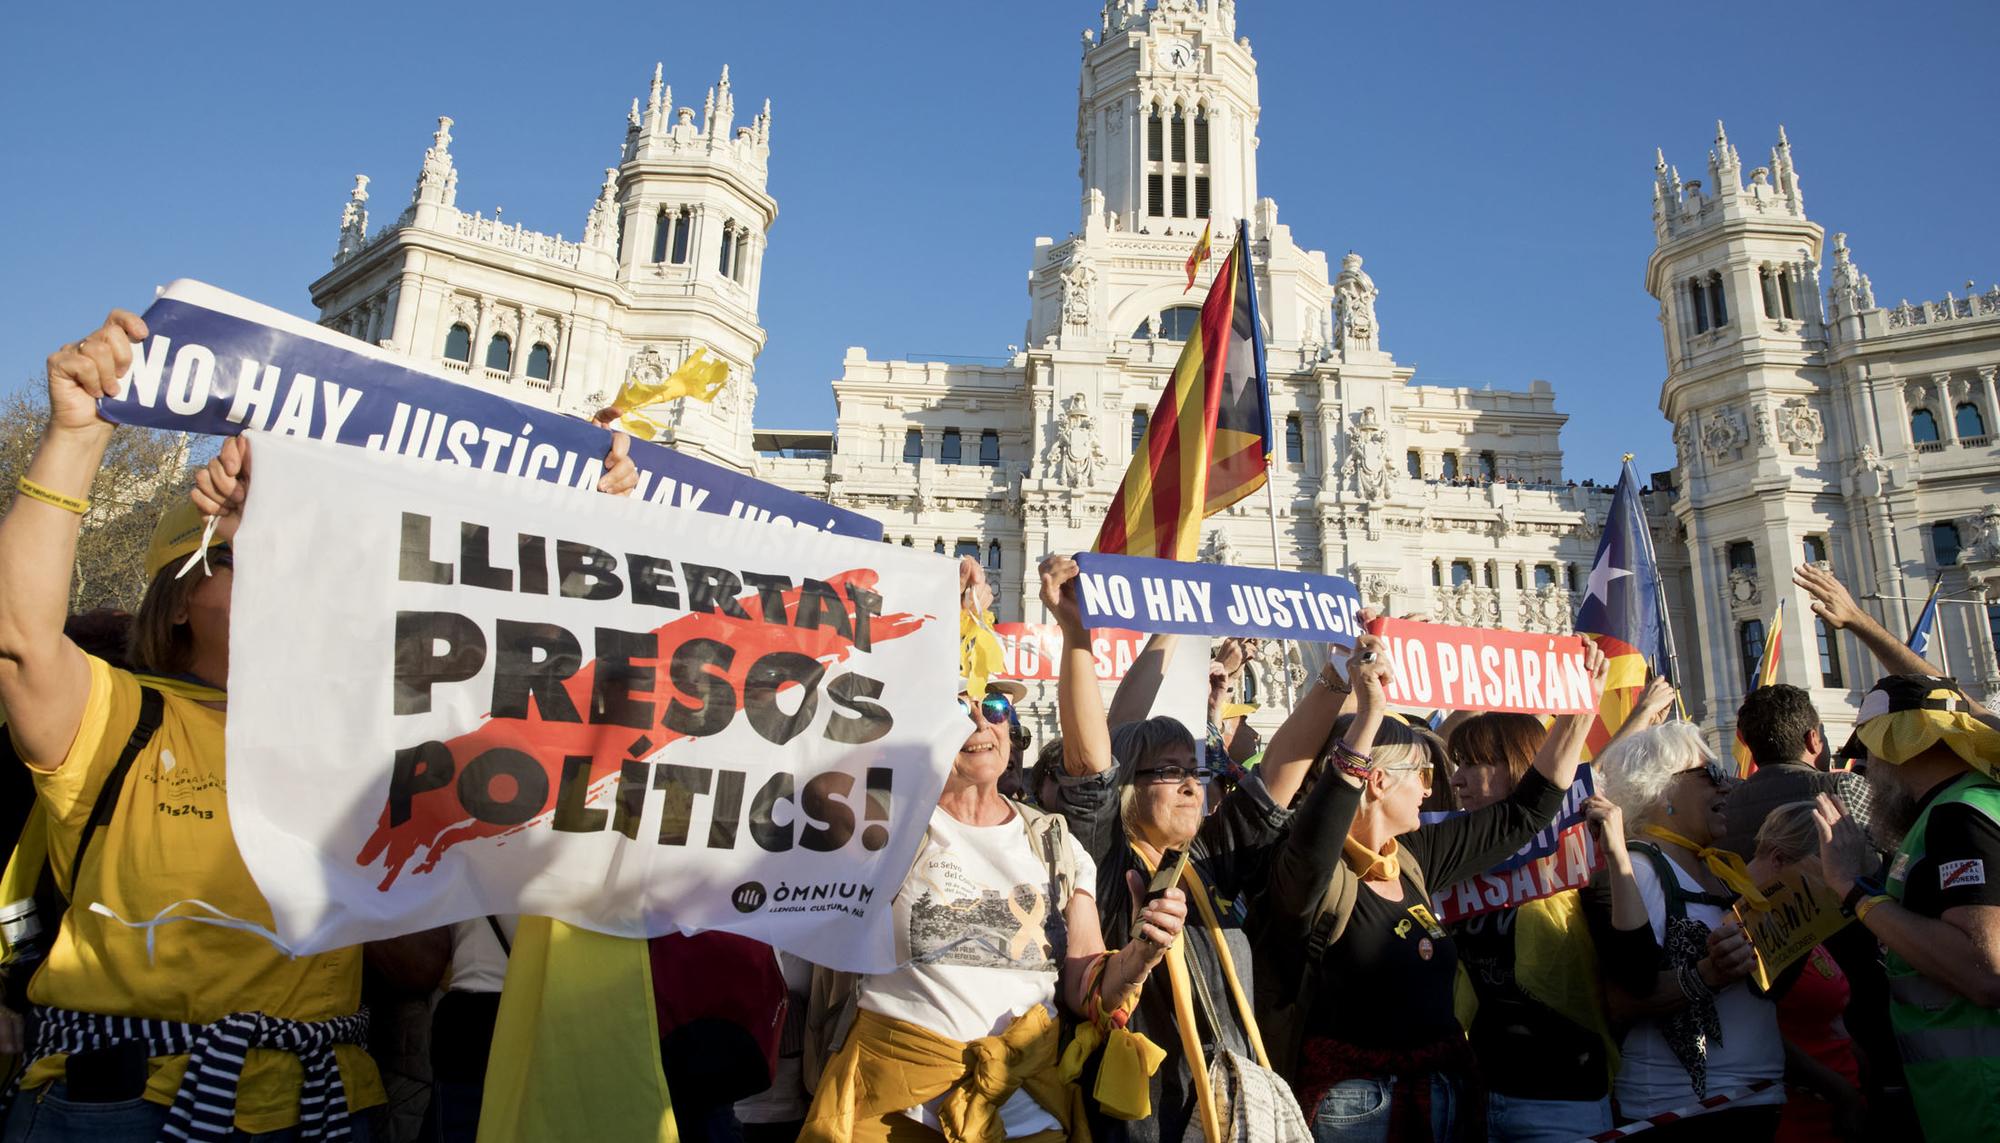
[1080,0,1260,233]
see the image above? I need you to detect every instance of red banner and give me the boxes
[993,623,1148,683]
[1369,617,1598,716]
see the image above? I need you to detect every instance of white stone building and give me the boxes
[1648,123,2000,742]
[306,0,1997,746]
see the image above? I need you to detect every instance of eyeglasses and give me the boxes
[1134,763,1215,786]
[1383,763,1434,791]
[959,694,1014,725]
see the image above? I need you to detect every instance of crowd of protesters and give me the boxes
[2,311,1999,1143]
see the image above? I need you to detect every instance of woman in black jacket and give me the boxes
[1254,636,1605,1142]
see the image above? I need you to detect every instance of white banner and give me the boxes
[226,434,960,972]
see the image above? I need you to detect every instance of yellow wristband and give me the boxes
[1855,894,1893,923]
[15,476,89,515]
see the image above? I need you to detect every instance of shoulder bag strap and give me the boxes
[63,686,165,901]
[484,915,513,955]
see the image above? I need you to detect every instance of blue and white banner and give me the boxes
[1071,552,1364,646]
[101,280,882,541]
[1426,765,1603,922]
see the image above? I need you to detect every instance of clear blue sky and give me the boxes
[4,1,1995,481]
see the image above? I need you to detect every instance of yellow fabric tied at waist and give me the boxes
[1058,1020,1167,1122]
[802,1005,1096,1143]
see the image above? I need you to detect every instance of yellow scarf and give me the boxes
[1134,849,1274,1143]
[1642,825,1769,909]
[1341,835,1401,882]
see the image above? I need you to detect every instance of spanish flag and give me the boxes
[1096,220,1270,560]
[1733,599,1785,777]
[1184,219,1213,294]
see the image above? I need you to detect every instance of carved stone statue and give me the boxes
[1960,507,2000,566]
[1751,405,1775,446]
[1203,529,1237,566]
[1044,393,1104,489]
[1333,253,1380,351]
[1775,398,1825,455]
[1060,258,1097,327]
[1340,406,1393,501]
[1827,232,1876,318]
[1673,414,1696,470]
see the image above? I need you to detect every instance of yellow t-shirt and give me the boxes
[16,655,384,1132]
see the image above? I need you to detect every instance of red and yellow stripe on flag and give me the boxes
[1733,600,1785,777]
[1095,222,1271,560]
[1582,634,1650,761]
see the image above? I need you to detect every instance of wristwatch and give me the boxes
[1840,876,1886,918]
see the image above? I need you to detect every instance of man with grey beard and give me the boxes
[1815,675,2000,1142]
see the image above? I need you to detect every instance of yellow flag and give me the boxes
[476,918,677,1143]
[611,348,733,441]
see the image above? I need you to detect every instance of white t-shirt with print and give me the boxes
[859,805,1097,1137]
[1614,850,1785,1118]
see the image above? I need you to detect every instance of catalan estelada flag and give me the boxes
[1573,459,1667,758]
[1733,599,1786,777]
[1184,219,1213,293]
[1096,219,1270,560]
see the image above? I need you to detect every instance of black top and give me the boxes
[1301,769,1568,1050]
[1900,774,2000,917]
[1052,762,1292,1143]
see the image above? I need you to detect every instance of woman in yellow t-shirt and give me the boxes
[0,311,634,1141]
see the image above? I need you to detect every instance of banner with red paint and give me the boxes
[1370,617,1599,716]
[225,434,963,972]
[991,623,1147,683]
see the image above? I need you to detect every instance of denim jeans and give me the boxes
[1,1083,371,1143]
[1486,1092,1612,1143]
[1309,1073,1460,1143]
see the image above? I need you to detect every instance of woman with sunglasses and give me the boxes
[801,642,1187,1142]
[1590,723,1783,1140]
[1256,635,1605,1142]
[0,312,637,1142]
[1034,556,1350,1143]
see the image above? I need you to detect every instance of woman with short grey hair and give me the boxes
[1588,723,1785,1139]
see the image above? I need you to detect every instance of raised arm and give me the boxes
[1263,636,1386,918]
[1605,675,1677,749]
[1795,564,1985,711]
[1106,632,1178,730]
[0,312,148,768]
[1259,640,1363,808]
[1040,554,1113,776]
[1530,638,1607,790]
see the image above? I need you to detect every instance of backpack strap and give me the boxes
[62,686,164,902]
[1304,846,1429,961]
[484,915,513,956]
[1012,799,1078,909]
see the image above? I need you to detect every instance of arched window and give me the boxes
[1193,112,1210,163]
[900,536,914,547]
[1284,415,1304,464]
[1152,303,1192,339]
[940,428,962,465]
[1957,402,1988,439]
[1689,278,1711,334]
[1708,271,1729,327]
[1739,619,1767,687]
[1479,451,1497,480]
[1441,453,1460,482]
[1802,535,1828,566]
[986,542,1003,586]
[902,428,923,463]
[1816,617,1843,687]
[652,208,672,263]
[1147,107,1163,162]
[1910,408,1940,444]
[1533,565,1556,590]
[670,207,692,264]
[933,539,946,555]
[526,342,553,381]
[978,429,999,466]
[1728,541,1757,572]
[718,221,737,277]
[1760,266,1782,319]
[1934,521,1963,567]
[485,332,512,372]
[1406,449,1422,480]
[1132,409,1149,451]
[1450,560,1473,587]
[953,539,980,562]
[1567,563,1579,591]
[443,323,472,363]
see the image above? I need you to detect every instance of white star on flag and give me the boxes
[1583,559,1633,608]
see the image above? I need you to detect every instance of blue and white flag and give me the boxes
[100,280,882,541]
[1907,576,1943,657]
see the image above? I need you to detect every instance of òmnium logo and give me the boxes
[764,879,875,918]
[731,882,768,913]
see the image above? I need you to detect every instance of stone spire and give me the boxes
[1828,232,1876,319]
[1770,123,1803,215]
[412,116,458,208]
[335,174,370,261]
[583,167,620,252]
[1708,119,1741,192]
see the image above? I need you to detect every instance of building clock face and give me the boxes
[1163,41,1196,69]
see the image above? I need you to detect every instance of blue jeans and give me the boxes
[1,1083,371,1142]
[1309,1073,1461,1143]
[1486,1092,1612,1143]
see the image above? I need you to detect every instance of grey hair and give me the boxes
[1595,720,1717,823]
[1111,716,1200,833]
[1754,801,1823,865]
